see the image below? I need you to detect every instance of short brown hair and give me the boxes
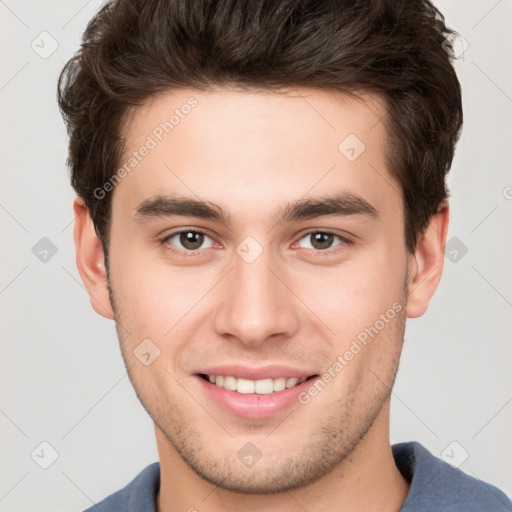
[58,0,463,254]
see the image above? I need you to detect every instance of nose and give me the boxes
[212,247,300,348]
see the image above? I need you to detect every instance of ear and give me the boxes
[73,197,114,320]
[406,202,449,318]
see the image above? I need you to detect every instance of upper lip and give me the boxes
[196,364,318,381]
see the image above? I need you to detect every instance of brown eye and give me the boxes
[180,231,204,250]
[310,232,334,250]
[297,231,344,251]
[164,230,214,251]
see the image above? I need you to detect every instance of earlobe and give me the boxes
[406,202,449,319]
[73,197,115,320]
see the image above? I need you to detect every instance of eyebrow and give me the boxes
[132,192,378,225]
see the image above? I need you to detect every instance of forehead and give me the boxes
[113,87,399,223]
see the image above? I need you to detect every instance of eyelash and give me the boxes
[160,229,352,257]
[161,229,216,257]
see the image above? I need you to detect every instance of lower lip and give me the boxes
[195,375,319,419]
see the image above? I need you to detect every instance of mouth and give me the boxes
[197,373,319,395]
[194,371,321,419]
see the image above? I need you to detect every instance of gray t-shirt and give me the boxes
[84,441,511,511]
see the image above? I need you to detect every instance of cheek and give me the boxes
[292,247,407,341]
[109,249,191,329]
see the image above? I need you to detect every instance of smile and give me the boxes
[200,374,312,394]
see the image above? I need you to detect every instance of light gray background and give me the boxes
[1,1,511,510]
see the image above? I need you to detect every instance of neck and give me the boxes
[155,402,409,512]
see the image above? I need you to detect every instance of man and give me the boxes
[58,0,511,510]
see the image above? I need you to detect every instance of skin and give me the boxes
[73,87,449,512]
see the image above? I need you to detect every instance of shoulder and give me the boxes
[82,462,160,512]
[393,441,511,512]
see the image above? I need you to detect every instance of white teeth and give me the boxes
[223,376,237,391]
[273,377,286,392]
[286,377,299,388]
[205,374,308,394]
[254,378,274,394]
[236,378,254,394]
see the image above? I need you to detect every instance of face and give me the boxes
[76,87,444,493]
